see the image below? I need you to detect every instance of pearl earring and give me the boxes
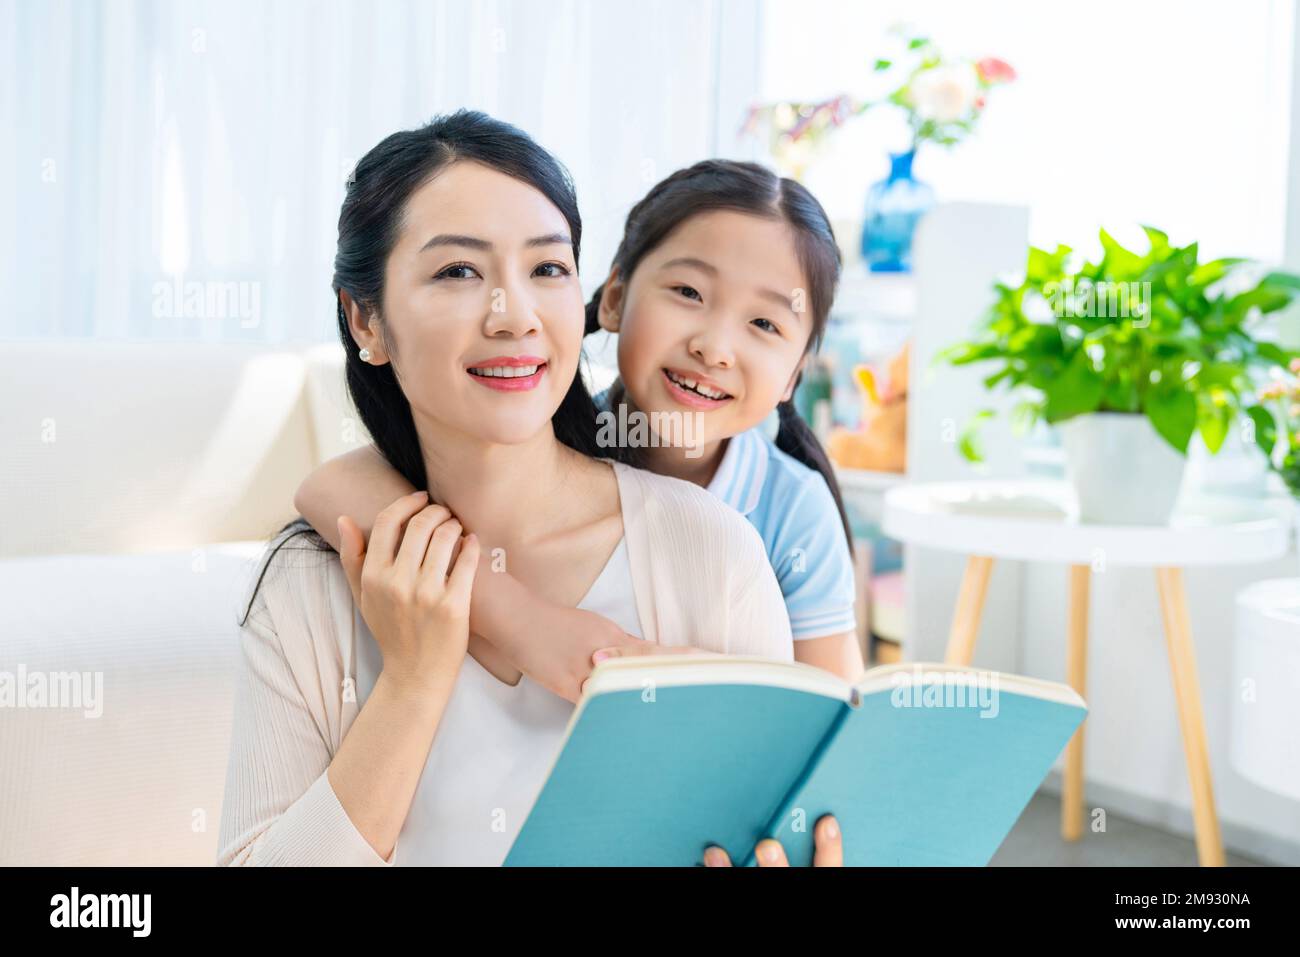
[358,347,372,362]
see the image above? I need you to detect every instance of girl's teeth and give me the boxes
[470,365,540,378]
[668,370,726,399]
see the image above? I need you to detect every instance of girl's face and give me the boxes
[599,210,812,445]
[349,160,583,447]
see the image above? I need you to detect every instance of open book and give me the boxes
[505,656,1086,867]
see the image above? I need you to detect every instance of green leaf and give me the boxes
[1043,349,1105,423]
[1254,341,1297,366]
[873,58,892,71]
[1261,271,1300,290]
[958,409,996,463]
[1196,394,1233,454]
[1141,224,1170,254]
[1099,228,1143,278]
[1226,286,1294,321]
[1245,405,1278,458]
[1145,385,1197,453]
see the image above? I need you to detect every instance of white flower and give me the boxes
[908,65,978,123]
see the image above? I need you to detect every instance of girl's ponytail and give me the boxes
[775,399,853,551]
[584,282,605,335]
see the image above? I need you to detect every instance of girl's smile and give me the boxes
[660,366,733,409]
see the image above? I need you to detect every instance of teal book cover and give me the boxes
[504,656,1086,867]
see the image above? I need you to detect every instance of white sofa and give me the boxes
[0,341,368,865]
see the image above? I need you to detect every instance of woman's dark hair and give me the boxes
[586,159,853,550]
[239,110,621,626]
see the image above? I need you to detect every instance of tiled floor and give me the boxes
[991,792,1265,866]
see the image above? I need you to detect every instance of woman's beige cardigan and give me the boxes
[217,460,795,865]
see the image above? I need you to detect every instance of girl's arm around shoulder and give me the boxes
[294,445,416,551]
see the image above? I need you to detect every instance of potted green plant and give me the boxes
[940,226,1300,524]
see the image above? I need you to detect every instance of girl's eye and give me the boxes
[435,263,480,281]
[752,317,781,335]
[673,285,703,302]
[533,262,572,278]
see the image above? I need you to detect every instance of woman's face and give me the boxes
[601,210,812,445]
[356,160,583,447]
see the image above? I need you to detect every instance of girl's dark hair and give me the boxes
[240,109,621,627]
[586,159,853,550]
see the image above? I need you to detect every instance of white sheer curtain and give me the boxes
[2,0,759,342]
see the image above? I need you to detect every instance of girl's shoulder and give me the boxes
[712,426,832,521]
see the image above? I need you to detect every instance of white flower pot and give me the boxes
[1059,413,1187,525]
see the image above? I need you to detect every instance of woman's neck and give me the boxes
[413,417,590,552]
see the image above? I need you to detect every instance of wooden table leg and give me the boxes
[1154,566,1226,867]
[1062,564,1090,842]
[944,556,994,666]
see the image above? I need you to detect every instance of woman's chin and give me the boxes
[473,413,558,447]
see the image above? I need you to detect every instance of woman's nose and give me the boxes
[482,281,541,338]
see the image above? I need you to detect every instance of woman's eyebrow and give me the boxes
[418,233,571,253]
[526,232,572,248]
[420,233,491,253]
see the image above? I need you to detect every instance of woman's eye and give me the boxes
[673,285,703,302]
[434,263,480,281]
[752,317,780,335]
[533,262,571,278]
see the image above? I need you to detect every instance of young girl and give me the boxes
[296,160,864,699]
[218,111,843,866]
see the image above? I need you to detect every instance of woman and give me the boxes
[216,111,840,866]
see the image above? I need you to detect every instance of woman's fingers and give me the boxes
[418,515,464,582]
[754,839,789,867]
[395,504,454,578]
[444,533,480,607]
[812,815,843,867]
[337,515,367,604]
[702,846,732,867]
[367,490,430,567]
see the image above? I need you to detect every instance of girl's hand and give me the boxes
[579,643,709,696]
[702,815,843,867]
[337,491,480,693]
[502,604,644,703]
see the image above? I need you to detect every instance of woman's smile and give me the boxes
[466,354,549,392]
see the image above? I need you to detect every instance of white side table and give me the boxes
[883,480,1291,867]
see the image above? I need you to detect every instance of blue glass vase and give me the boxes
[860,149,934,273]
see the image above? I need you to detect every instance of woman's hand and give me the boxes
[702,815,843,867]
[337,490,480,692]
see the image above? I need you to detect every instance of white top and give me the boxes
[883,479,1291,567]
[352,538,641,866]
[217,461,794,866]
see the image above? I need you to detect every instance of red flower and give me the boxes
[976,57,1016,84]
